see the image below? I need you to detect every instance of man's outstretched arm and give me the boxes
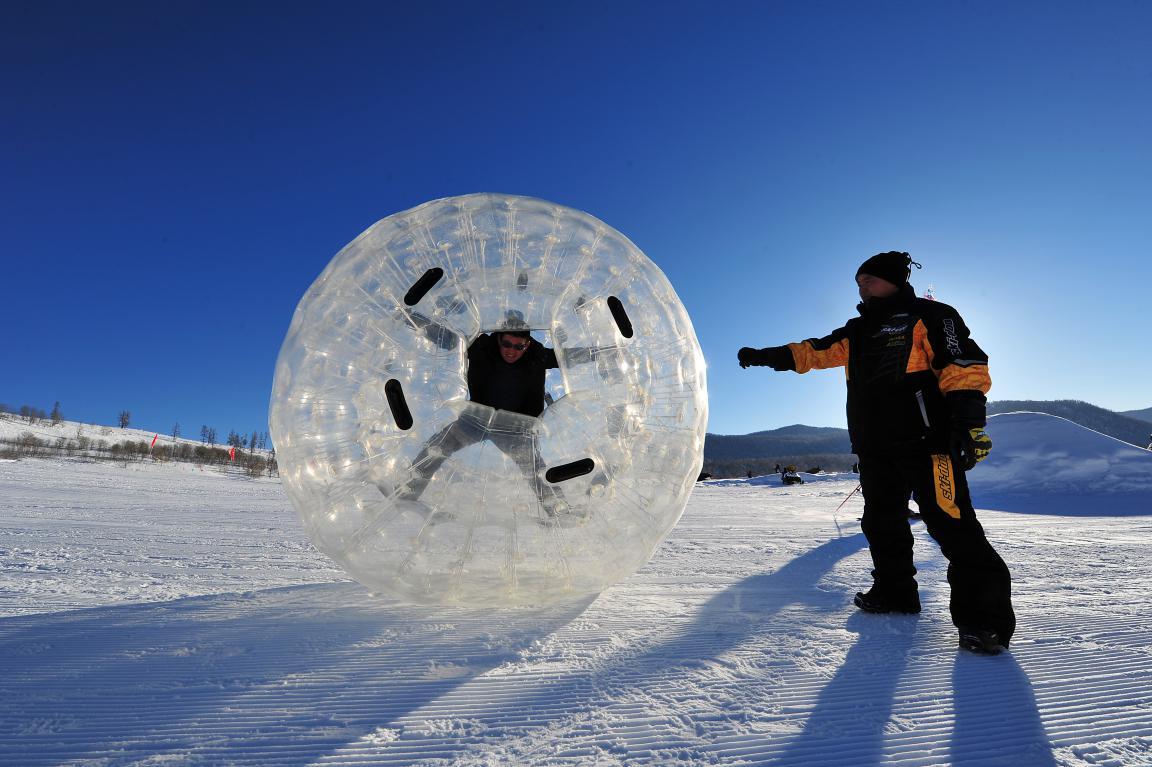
[739,326,850,373]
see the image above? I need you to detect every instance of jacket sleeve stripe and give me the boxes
[938,364,991,394]
[788,333,850,374]
[920,309,992,395]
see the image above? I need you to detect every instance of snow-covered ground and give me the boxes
[2,412,1151,766]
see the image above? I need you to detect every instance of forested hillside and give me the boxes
[703,425,853,477]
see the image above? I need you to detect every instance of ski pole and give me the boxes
[832,482,861,536]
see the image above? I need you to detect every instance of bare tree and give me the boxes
[51,402,63,425]
[18,405,45,423]
[118,410,131,429]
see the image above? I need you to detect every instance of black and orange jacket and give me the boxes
[784,284,990,455]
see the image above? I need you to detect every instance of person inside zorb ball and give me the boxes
[269,193,707,606]
[391,309,587,519]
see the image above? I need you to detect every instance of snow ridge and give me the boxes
[972,411,1152,515]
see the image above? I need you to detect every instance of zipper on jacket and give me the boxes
[915,390,930,428]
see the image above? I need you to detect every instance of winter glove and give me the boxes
[947,390,991,471]
[738,346,794,371]
[951,426,992,471]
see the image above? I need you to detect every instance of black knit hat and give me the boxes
[497,309,531,336]
[856,251,919,286]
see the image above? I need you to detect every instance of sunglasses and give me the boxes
[500,339,529,351]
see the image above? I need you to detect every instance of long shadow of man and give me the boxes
[760,609,919,766]
[679,534,869,643]
[453,532,1056,766]
[674,533,920,766]
[460,533,873,759]
[709,536,1054,766]
[951,651,1056,766]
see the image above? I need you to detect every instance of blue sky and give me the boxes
[3,1,1150,438]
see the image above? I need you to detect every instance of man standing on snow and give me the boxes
[737,251,1015,655]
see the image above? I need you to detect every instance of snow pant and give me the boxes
[858,452,1016,646]
[405,415,563,508]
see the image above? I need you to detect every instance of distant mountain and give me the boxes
[1120,406,1152,425]
[703,425,853,477]
[705,425,851,459]
[988,400,1151,448]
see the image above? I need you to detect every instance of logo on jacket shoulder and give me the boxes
[942,318,963,356]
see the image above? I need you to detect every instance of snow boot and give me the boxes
[853,589,921,615]
[957,627,1005,655]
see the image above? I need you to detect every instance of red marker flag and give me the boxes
[229,446,236,461]
[150,434,158,449]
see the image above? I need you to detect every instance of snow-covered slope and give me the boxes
[1,411,1151,766]
[0,414,180,445]
[970,411,1152,515]
[0,413,270,462]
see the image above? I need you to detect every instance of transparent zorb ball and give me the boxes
[269,194,707,605]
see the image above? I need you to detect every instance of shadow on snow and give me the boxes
[0,582,591,766]
[0,537,1056,766]
[446,533,1055,766]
